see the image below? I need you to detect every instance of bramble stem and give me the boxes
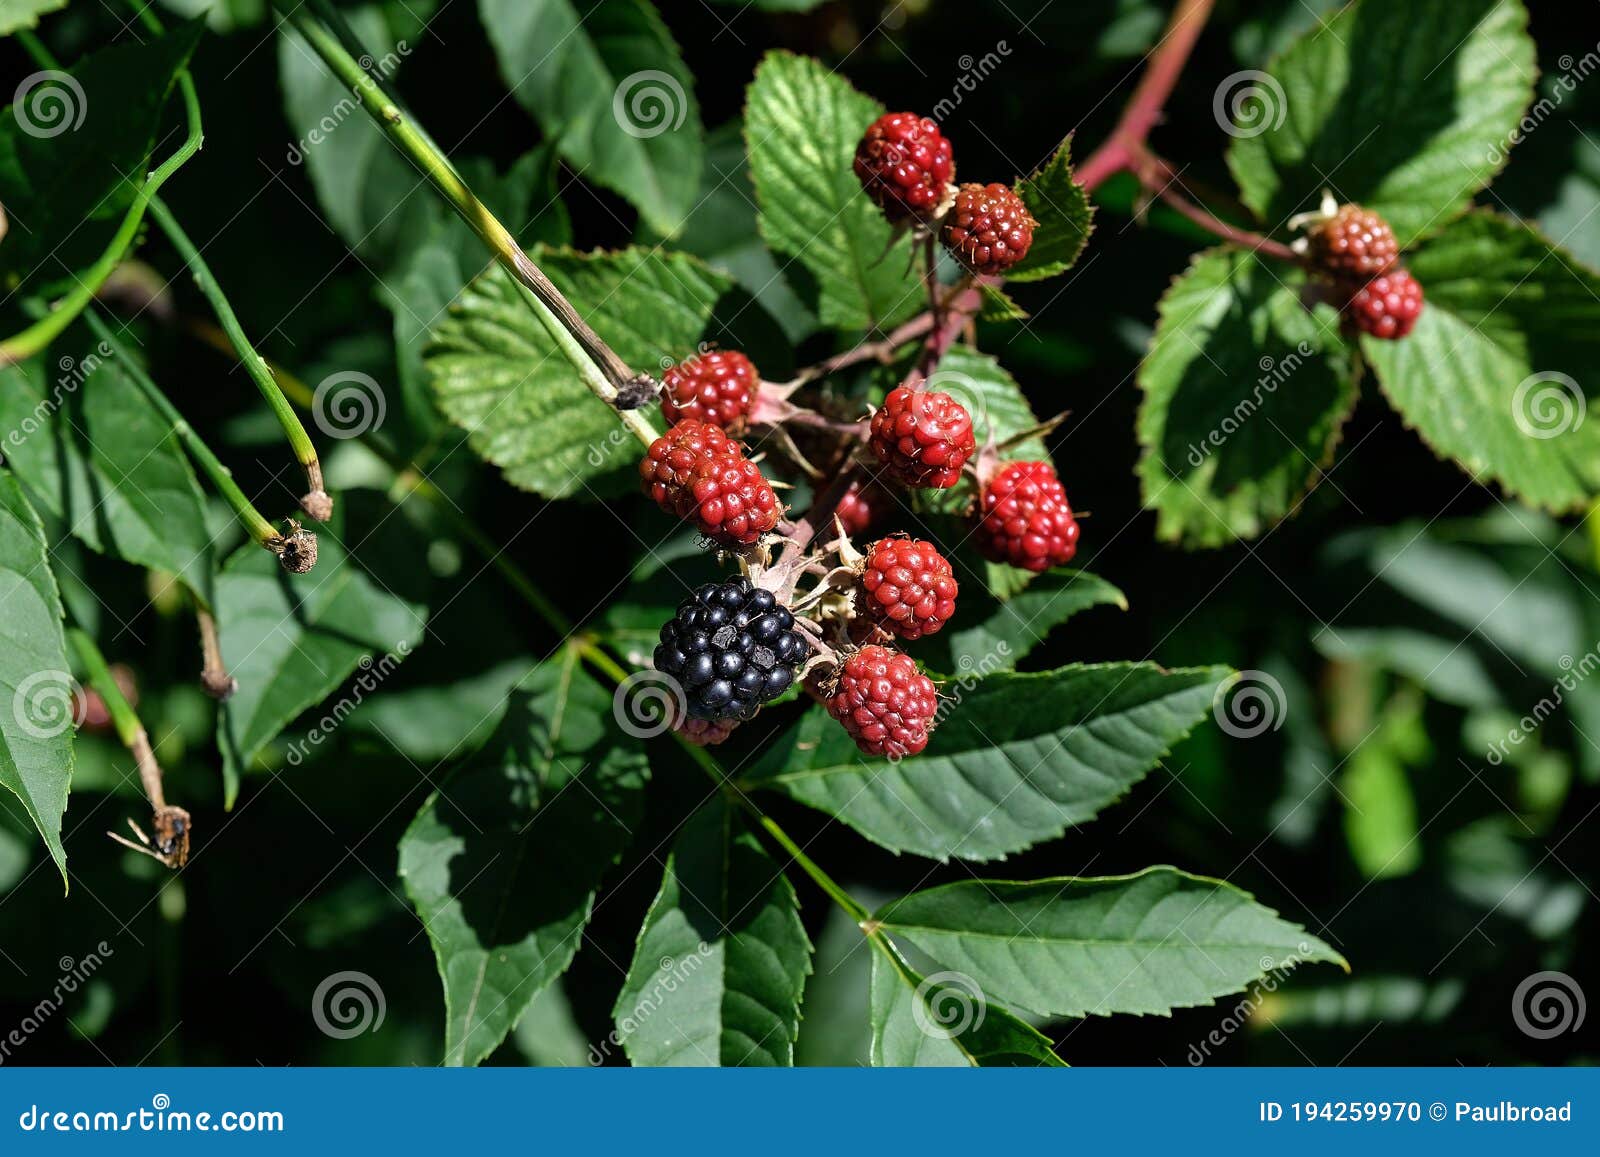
[83,310,282,549]
[146,198,331,517]
[0,32,203,366]
[276,0,658,448]
[1075,0,1218,192]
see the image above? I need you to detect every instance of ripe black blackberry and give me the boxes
[654,577,807,721]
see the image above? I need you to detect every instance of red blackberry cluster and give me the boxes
[1300,202,1423,341]
[976,460,1079,572]
[853,112,954,222]
[869,386,976,489]
[826,645,940,759]
[654,577,807,721]
[942,182,1036,276]
[1305,204,1399,280]
[660,349,759,432]
[639,419,781,546]
[858,537,957,641]
[1343,269,1425,340]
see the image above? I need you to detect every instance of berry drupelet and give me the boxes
[976,460,1079,572]
[654,577,808,721]
[853,112,955,223]
[639,419,781,546]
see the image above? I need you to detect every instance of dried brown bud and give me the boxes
[300,489,334,522]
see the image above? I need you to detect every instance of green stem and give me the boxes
[67,629,142,750]
[82,310,281,547]
[0,33,204,366]
[275,0,658,448]
[146,199,327,500]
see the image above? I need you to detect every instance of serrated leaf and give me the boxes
[869,940,1065,1067]
[477,0,702,236]
[1225,0,1535,246]
[214,504,427,806]
[1362,212,1600,511]
[1136,248,1357,548]
[977,283,1028,322]
[0,469,71,882]
[615,795,810,1066]
[874,867,1345,1018]
[744,663,1231,861]
[913,569,1126,676]
[427,246,729,499]
[746,51,921,331]
[399,652,649,1066]
[0,20,202,286]
[1007,135,1093,282]
[0,356,214,605]
[0,0,67,36]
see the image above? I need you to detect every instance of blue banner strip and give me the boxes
[1,1068,1593,1154]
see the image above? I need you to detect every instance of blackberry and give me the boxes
[654,576,808,721]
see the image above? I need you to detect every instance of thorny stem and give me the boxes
[145,198,331,518]
[277,0,659,448]
[82,310,283,549]
[0,32,203,366]
[1133,148,1298,262]
[1075,0,1218,192]
[787,312,938,386]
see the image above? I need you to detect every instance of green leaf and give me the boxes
[0,0,67,37]
[214,504,427,806]
[1136,248,1357,548]
[874,867,1345,1018]
[0,469,71,882]
[1225,0,1535,246]
[0,20,203,285]
[513,982,592,1067]
[913,570,1126,676]
[1342,740,1422,881]
[345,657,535,763]
[1362,212,1600,511]
[746,51,921,332]
[399,652,649,1066]
[869,941,1065,1067]
[477,0,702,236]
[0,355,214,605]
[277,6,433,267]
[427,246,730,499]
[1007,135,1094,283]
[614,795,811,1066]
[744,663,1231,861]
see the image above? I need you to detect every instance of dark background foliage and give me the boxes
[1,0,1596,1066]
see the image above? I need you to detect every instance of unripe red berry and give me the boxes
[941,182,1036,275]
[853,112,954,223]
[836,478,891,536]
[869,386,975,489]
[1343,268,1424,340]
[976,460,1079,572]
[858,537,957,640]
[826,645,939,759]
[1306,203,1399,280]
[660,349,758,432]
[640,420,781,547]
